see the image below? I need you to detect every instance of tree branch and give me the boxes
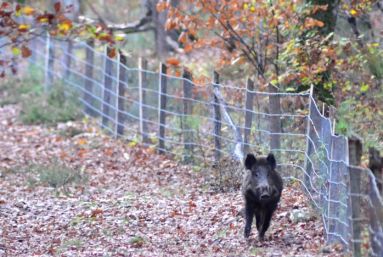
[85,0,154,34]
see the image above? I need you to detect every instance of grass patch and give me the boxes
[130,237,144,244]
[0,65,44,106]
[19,80,82,125]
[25,162,88,188]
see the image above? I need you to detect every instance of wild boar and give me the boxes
[242,153,283,239]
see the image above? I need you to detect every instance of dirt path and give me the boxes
[0,105,340,256]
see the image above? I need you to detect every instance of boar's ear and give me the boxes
[244,153,256,169]
[266,153,276,169]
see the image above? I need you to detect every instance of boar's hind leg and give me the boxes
[244,206,254,238]
[259,205,277,239]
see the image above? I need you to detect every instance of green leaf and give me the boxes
[361,84,369,92]
[12,47,20,55]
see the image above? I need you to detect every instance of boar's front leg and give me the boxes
[259,204,277,239]
[255,212,262,232]
[244,205,254,238]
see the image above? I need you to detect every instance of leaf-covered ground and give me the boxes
[0,105,343,256]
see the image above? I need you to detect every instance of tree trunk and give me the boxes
[307,0,339,104]
[148,0,180,59]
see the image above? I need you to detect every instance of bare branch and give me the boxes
[85,0,154,34]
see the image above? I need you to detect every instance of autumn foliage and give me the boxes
[158,0,380,99]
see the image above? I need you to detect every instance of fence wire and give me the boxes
[4,35,382,256]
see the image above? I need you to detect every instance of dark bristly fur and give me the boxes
[242,153,283,239]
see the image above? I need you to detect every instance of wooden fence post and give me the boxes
[102,46,113,128]
[268,82,281,151]
[304,85,315,193]
[243,78,254,155]
[158,63,167,154]
[116,52,127,138]
[138,58,149,145]
[65,38,73,78]
[213,71,221,165]
[368,147,383,256]
[348,136,363,257]
[44,33,54,92]
[183,68,193,163]
[84,39,94,117]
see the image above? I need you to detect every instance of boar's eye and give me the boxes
[254,172,259,177]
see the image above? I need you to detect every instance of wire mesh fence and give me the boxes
[5,35,383,256]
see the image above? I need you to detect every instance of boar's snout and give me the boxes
[259,185,271,200]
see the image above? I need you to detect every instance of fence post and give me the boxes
[303,84,314,194]
[243,78,254,155]
[65,38,73,78]
[183,68,193,163]
[102,46,113,129]
[138,58,149,145]
[368,147,383,256]
[213,71,221,165]
[158,63,167,154]
[116,52,127,138]
[348,135,363,257]
[268,82,281,151]
[84,39,94,117]
[44,33,54,92]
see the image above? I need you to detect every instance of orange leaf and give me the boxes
[109,48,116,58]
[178,32,188,44]
[21,46,32,58]
[319,5,328,10]
[316,20,324,27]
[55,137,63,142]
[189,201,196,207]
[61,151,68,158]
[157,2,162,12]
[54,2,61,13]
[23,6,35,15]
[166,58,181,66]
[266,43,274,49]
[78,139,86,145]
[105,150,112,156]
[184,43,193,52]
[230,223,235,229]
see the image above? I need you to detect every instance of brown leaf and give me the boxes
[54,2,61,13]
[21,46,32,58]
[109,48,116,58]
[184,43,193,52]
[178,32,188,44]
[166,58,181,67]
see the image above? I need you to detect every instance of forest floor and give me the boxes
[0,104,345,256]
